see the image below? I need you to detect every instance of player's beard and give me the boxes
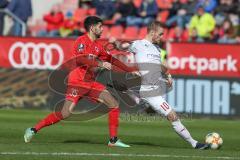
[95,31,102,39]
[154,38,161,45]
[96,33,101,39]
[152,36,161,45]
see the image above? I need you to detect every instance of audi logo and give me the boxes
[9,42,64,70]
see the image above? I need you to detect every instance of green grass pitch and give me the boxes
[0,109,239,160]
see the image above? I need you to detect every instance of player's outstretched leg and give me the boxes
[167,111,210,150]
[24,100,75,143]
[98,90,130,147]
[146,96,209,149]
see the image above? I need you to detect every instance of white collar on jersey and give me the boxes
[142,39,153,45]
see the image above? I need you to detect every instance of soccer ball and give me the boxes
[205,132,223,149]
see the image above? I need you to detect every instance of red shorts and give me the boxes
[65,81,106,104]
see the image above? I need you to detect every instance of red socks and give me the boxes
[34,108,120,137]
[108,108,120,138]
[34,112,63,132]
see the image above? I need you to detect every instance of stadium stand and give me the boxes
[122,26,139,40]
[2,0,240,43]
[109,25,124,38]
[138,26,147,39]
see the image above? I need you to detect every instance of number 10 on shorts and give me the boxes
[160,102,170,111]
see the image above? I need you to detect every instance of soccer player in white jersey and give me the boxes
[126,21,210,149]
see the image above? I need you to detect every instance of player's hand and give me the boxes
[101,62,112,70]
[132,71,141,77]
[109,37,117,44]
[109,37,130,51]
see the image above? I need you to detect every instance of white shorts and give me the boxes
[140,85,173,116]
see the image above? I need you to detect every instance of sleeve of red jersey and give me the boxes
[73,38,100,67]
[98,46,138,73]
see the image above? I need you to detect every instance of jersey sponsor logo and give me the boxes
[95,46,99,52]
[69,88,79,97]
[9,42,64,70]
[78,44,84,52]
[168,55,237,74]
[147,54,161,59]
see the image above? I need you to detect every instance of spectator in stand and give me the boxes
[112,0,137,26]
[59,11,84,38]
[214,0,239,26]
[37,4,64,37]
[168,26,188,42]
[214,0,238,17]
[237,0,240,17]
[196,0,217,13]
[69,19,85,38]
[78,0,92,9]
[188,5,215,42]
[0,0,8,36]
[188,28,204,42]
[126,0,158,27]
[59,11,75,37]
[236,28,240,43]
[166,0,194,29]
[218,19,238,43]
[7,0,32,36]
[92,0,116,20]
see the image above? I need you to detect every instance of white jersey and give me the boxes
[129,39,172,116]
[129,39,163,86]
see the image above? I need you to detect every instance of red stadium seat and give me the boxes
[73,8,88,23]
[103,19,116,25]
[167,28,189,42]
[109,26,124,39]
[133,0,142,8]
[167,28,175,40]
[157,10,169,23]
[156,0,172,9]
[183,29,189,41]
[138,27,147,39]
[101,25,110,39]
[162,28,169,41]
[123,26,139,40]
[87,8,96,15]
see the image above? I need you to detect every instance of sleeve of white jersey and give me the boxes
[129,41,143,64]
[129,41,137,54]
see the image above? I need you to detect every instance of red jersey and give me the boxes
[43,12,64,32]
[69,34,111,82]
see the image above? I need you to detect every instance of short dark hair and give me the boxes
[84,16,103,32]
[147,21,165,33]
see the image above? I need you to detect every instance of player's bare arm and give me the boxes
[160,61,173,88]
[109,38,140,76]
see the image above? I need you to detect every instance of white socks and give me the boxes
[172,120,197,148]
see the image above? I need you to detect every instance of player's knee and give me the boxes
[61,100,75,119]
[105,95,119,108]
[167,110,178,122]
[99,90,119,108]
[61,107,72,119]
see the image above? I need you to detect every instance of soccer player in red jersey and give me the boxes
[24,16,136,147]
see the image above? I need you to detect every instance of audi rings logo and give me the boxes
[9,42,64,70]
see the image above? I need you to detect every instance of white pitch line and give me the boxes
[0,152,240,160]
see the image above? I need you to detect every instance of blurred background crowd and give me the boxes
[0,0,240,43]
